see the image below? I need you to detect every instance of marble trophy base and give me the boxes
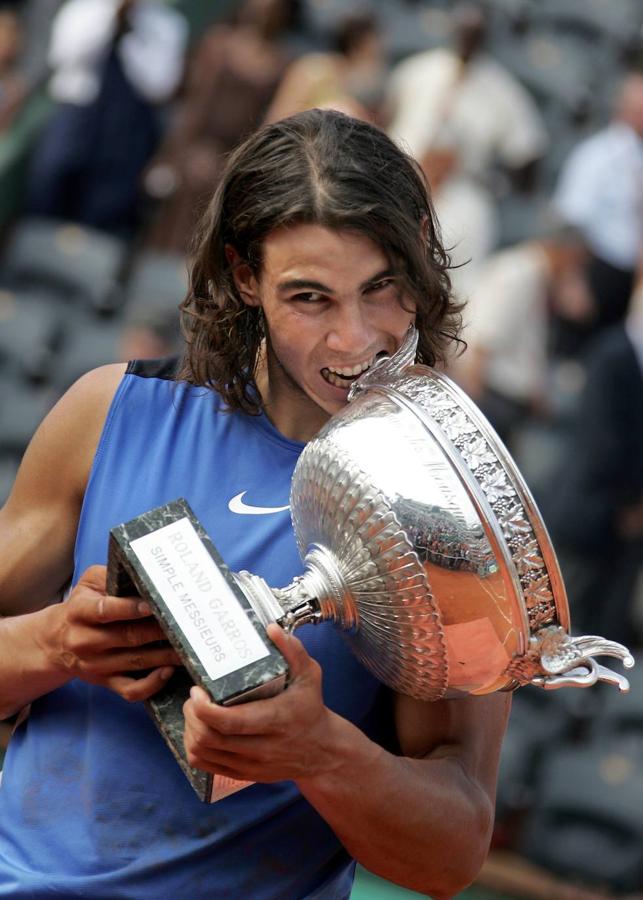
[107,498,289,802]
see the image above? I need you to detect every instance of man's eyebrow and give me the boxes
[277,278,330,293]
[277,269,397,294]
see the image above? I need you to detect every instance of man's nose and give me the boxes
[326,303,374,354]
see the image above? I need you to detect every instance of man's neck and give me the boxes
[254,361,330,443]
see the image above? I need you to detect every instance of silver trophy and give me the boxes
[109,327,633,800]
[237,327,633,699]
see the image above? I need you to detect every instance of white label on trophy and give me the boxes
[130,518,270,679]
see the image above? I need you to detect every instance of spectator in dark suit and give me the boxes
[541,281,643,646]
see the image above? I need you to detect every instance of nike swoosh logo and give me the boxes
[228,491,290,515]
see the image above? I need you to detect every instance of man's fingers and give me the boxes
[186,687,263,741]
[99,645,181,673]
[96,595,153,624]
[184,740,259,778]
[184,687,268,737]
[70,590,153,626]
[116,618,169,648]
[71,619,169,653]
[185,682,295,738]
[60,643,179,678]
[105,667,175,703]
[76,564,108,593]
[182,735,253,778]
[266,624,318,681]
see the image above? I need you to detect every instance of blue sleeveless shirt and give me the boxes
[0,360,386,898]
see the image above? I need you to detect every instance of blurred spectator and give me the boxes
[14,0,64,90]
[0,6,26,132]
[118,306,182,362]
[431,152,499,302]
[0,0,66,127]
[144,0,298,253]
[540,279,643,647]
[387,3,549,303]
[387,3,548,189]
[554,70,643,348]
[452,225,590,448]
[23,0,187,236]
[264,11,387,124]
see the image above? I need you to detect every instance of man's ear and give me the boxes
[225,244,261,307]
[420,214,430,243]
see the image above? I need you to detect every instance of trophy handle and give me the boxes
[506,626,635,692]
[348,325,419,399]
[531,661,631,692]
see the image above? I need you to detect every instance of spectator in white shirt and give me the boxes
[387,3,548,186]
[452,226,590,448]
[554,71,643,344]
[387,4,547,304]
[24,0,187,235]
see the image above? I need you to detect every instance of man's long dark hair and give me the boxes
[179,108,462,414]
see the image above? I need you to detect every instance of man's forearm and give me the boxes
[296,715,493,898]
[0,605,69,719]
[182,627,507,897]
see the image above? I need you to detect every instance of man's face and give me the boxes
[235,223,416,441]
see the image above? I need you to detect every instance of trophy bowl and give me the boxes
[256,327,633,700]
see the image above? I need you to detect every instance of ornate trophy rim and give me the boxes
[364,366,572,643]
[422,365,571,633]
[360,377,531,656]
[348,327,569,642]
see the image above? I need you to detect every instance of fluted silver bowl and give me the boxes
[273,328,633,700]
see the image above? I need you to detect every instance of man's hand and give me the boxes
[182,624,345,783]
[47,565,178,701]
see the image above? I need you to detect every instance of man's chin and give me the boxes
[317,386,352,417]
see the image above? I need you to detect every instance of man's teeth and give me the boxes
[323,371,350,388]
[327,358,374,378]
[321,356,376,389]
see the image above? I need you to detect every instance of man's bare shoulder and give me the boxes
[29,363,128,486]
[4,361,127,509]
[62,362,128,415]
[0,364,128,613]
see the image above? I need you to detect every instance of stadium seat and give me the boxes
[0,379,53,454]
[0,452,19,505]
[0,288,65,383]
[518,741,643,893]
[588,654,643,747]
[494,30,598,122]
[123,250,188,317]
[495,684,591,824]
[52,313,123,395]
[0,217,127,313]
[533,0,643,52]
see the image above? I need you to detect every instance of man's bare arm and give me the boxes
[183,624,511,899]
[0,365,178,718]
[296,687,510,898]
[0,366,119,615]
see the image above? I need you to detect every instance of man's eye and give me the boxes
[293,292,325,303]
[367,279,394,293]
